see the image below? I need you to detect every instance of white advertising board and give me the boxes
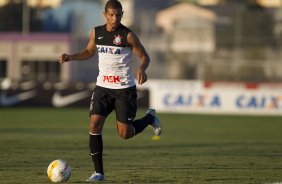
[146,80,282,115]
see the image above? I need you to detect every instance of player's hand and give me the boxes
[59,53,71,64]
[137,69,147,85]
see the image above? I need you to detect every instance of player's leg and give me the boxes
[115,86,158,139]
[115,86,139,139]
[116,111,160,138]
[88,114,106,177]
[86,86,113,182]
[87,116,107,182]
[131,109,162,136]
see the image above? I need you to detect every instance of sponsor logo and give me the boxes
[236,95,282,109]
[103,75,121,84]
[0,80,37,106]
[97,46,121,54]
[52,91,91,108]
[113,34,122,45]
[163,93,221,108]
[98,37,103,39]
[90,152,100,156]
[0,90,37,106]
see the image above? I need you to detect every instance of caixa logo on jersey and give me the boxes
[163,93,221,108]
[236,95,282,110]
[97,46,121,54]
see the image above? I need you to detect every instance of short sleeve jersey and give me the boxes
[95,24,135,89]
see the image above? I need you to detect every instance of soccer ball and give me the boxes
[47,159,72,183]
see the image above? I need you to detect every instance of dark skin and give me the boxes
[59,8,150,139]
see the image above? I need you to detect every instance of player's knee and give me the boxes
[118,130,132,139]
[89,115,106,134]
[89,121,102,134]
[116,121,134,139]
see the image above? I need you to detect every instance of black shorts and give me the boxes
[89,85,137,124]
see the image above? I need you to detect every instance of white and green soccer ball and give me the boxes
[47,159,72,183]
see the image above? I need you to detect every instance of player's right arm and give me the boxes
[59,29,97,64]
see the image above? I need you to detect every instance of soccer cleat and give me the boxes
[147,109,162,136]
[86,172,104,182]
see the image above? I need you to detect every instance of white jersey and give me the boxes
[95,24,135,89]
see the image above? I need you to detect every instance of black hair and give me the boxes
[105,0,123,12]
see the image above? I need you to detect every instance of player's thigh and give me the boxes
[115,86,137,124]
[89,86,114,117]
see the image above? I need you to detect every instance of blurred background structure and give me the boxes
[0,0,282,82]
[0,0,282,113]
[0,0,281,83]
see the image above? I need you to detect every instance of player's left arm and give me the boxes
[127,31,150,85]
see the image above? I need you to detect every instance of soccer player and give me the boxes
[58,0,162,182]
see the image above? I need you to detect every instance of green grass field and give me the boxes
[0,108,282,184]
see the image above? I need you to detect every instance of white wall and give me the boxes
[142,80,282,115]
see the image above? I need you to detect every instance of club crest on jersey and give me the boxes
[113,34,122,45]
